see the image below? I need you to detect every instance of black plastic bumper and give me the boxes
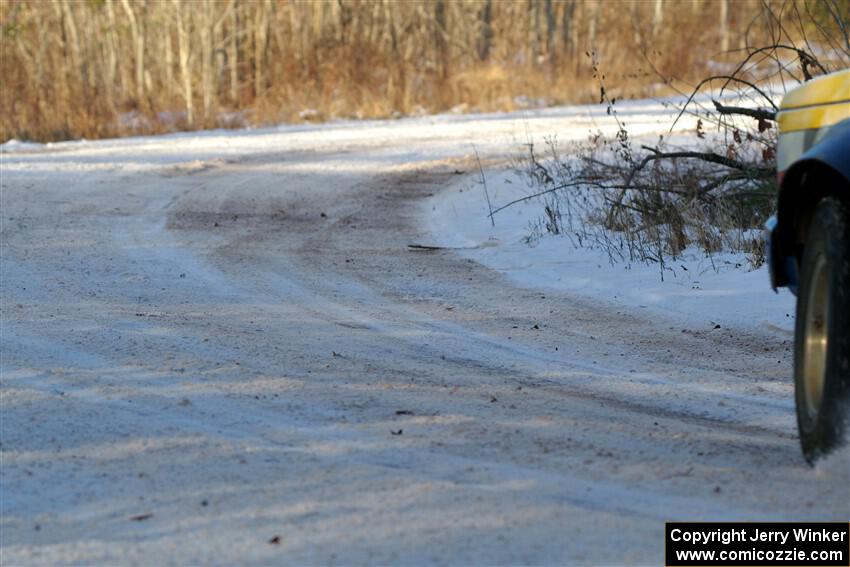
[765,215,798,295]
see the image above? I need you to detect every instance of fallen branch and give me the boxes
[488,179,699,218]
[407,243,447,251]
[604,145,773,225]
[408,243,479,251]
[711,100,776,122]
[635,145,774,178]
[670,74,779,133]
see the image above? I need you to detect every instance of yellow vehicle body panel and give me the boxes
[779,68,850,113]
[777,102,850,134]
[776,69,850,170]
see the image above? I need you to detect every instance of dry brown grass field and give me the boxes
[1,0,847,142]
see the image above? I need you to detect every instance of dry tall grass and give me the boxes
[1,0,845,142]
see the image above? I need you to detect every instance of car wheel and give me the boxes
[794,196,850,463]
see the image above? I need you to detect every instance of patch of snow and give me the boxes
[298,108,325,122]
[0,139,46,153]
[424,168,796,335]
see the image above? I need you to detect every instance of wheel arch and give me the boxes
[777,158,850,258]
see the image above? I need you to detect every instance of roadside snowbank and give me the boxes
[424,169,796,335]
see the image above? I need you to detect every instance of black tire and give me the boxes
[794,196,850,463]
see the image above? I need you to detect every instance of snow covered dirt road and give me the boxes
[2,107,848,565]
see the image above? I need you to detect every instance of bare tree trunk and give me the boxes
[434,0,449,80]
[477,0,492,61]
[14,35,38,88]
[587,0,599,51]
[545,0,556,60]
[383,1,406,110]
[627,1,641,48]
[527,0,540,59]
[560,0,576,59]
[164,24,174,97]
[720,0,730,52]
[104,0,120,113]
[253,0,269,99]
[652,0,663,39]
[106,0,130,98]
[60,1,84,95]
[48,0,72,115]
[229,0,239,104]
[173,0,194,127]
[120,0,146,108]
[200,1,214,123]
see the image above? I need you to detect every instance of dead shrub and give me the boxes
[494,3,848,276]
